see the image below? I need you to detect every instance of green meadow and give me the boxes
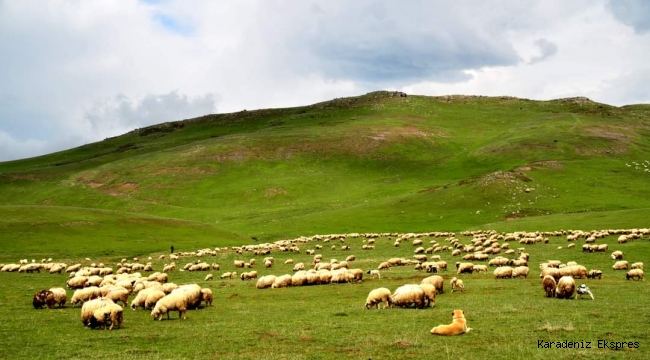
[0,92,648,359]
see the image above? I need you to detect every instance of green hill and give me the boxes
[1,91,649,249]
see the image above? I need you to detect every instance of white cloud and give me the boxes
[0,0,649,162]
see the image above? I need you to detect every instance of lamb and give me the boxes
[366,269,381,279]
[200,288,213,307]
[150,293,188,320]
[611,251,623,260]
[587,270,603,279]
[390,284,427,309]
[542,275,556,297]
[71,287,101,306]
[89,303,123,330]
[421,275,444,294]
[613,261,629,270]
[494,266,514,279]
[256,275,276,289]
[450,277,465,292]
[555,276,576,299]
[365,287,392,309]
[626,269,644,281]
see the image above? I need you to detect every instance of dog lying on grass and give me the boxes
[430,309,472,336]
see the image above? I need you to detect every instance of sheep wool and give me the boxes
[555,276,576,299]
[390,284,427,309]
[200,288,213,307]
[89,303,123,330]
[542,275,557,297]
[365,287,392,309]
[150,293,188,321]
[81,298,115,326]
[421,275,444,294]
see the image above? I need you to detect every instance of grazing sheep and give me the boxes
[377,262,391,270]
[284,259,294,265]
[103,288,130,307]
[472,265,488,274]
[240,271,258,281]
[450,277,465,292]
[81,298,115,326]
[421,275,444,294]
[555,276,576,299]
[419,283,437,307]
[272,274,292,288]
[613,261,629,270]
[494,266,514,279]
[542,275,557,297]
[151,293,188,320]
[456,262,474,274]
[587,270,603,279]
[631,262,644,270]
[171,284,202,309]
[234,260,245,268]
[220,272,233,279]
[512,266,530,279]
[611,251,623,260]
[256,275,277,289]
[205,274,213,281]
[293,263,305,272]
[89,303,123,330]
[71,287,101,307]
[33,290,53,309]
[390,284,427,309]
[48,287,67,308]
[200,288,213,307]
[576,284,594,300]
[365,287,392,309]
[626,269,644,281]
[66,276,89,289]
[539,266,561,282]
[366,269,381,279]
[430,309,472,336]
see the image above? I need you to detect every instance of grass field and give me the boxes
[0,92,649,359]
[0,231,648,359]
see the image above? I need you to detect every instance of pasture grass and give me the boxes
[0,232,648,359]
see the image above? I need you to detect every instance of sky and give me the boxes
[1,0,650,162]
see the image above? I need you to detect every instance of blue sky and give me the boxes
[1,0,650,161]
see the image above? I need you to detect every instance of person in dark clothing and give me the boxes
[171,245,174,254]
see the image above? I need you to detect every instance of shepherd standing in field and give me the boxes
[171,245,174,254]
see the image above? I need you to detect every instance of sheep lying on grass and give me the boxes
[365,288,392,309]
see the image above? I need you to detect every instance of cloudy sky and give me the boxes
[1,0,649,161]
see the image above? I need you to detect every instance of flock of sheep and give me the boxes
[1,227,646,333]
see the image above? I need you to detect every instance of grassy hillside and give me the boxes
[0,92,649,359]
[1,92,649,244]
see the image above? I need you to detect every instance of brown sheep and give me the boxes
[542,275,556,297]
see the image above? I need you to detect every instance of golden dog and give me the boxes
[430,309,472,336]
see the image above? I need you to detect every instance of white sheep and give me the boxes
[613,261,629,270]
[48,287,67,308]
[272,274,292,288]
[365,288,392,309]
[81,298,115,326]
[512,266,529,279]
[390,284,427,309]
[611,251,623,260]
[200,288,213,307]
[555,276,576,299]
[631,262,644,270]
[494,266,513,279]
[419,283,437,307]
[626,269,644,281]
[256,275,277,289]
[205,274,213,281]
[150,293,188,320]
[421,275,444,294]
[366,269,381,279]
[71,287,101,306]
[89,303,123,330]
